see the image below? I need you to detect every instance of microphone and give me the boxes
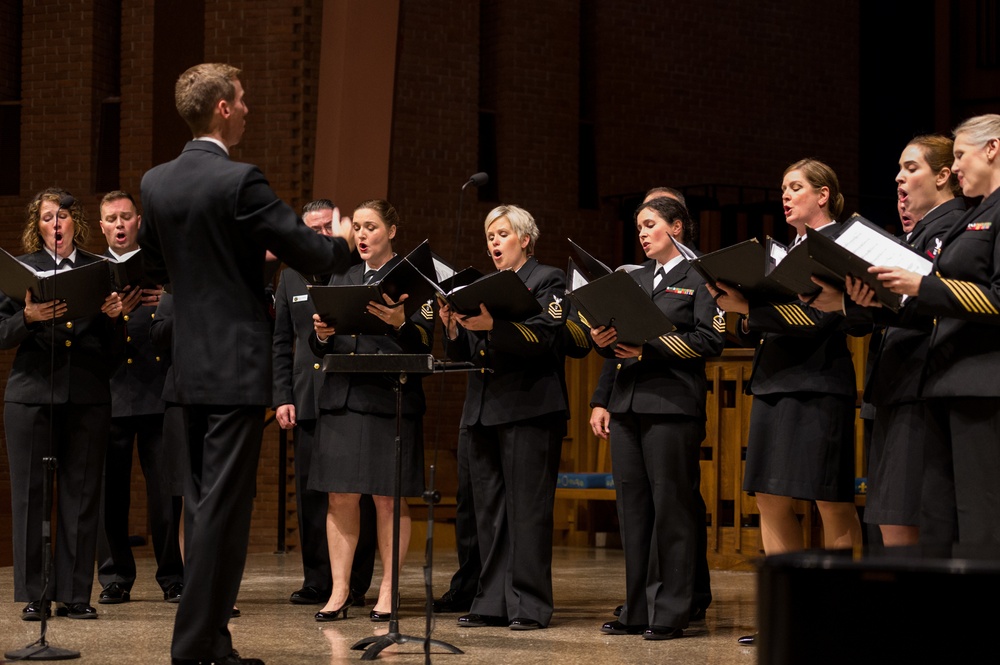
[462,172,489,191]
[58,194,76,209]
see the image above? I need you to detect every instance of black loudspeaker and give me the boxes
[757,546,1000,664]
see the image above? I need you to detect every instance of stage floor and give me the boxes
[2,546,759,664]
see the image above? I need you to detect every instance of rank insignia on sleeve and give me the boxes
[663,286,695,296]
[967,221,992,231]
[713,308,726,333]
[421,301,434,320]
[548,295,563,320]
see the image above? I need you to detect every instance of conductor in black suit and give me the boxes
[95,190,184,605]
[139,63,355,665]
[272,199,376,607]
[2,188,125,621]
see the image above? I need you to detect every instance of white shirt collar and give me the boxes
[193,136,229,155]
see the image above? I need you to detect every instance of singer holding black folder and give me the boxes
[588,196,724,640]
[865,114,1000,545]
[439,204,568,631]
[2,188,125,621]
[707,160,864,646]
[308,199,434,622]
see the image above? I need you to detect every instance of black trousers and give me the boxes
[467,416,563,626]
[98,412,184,592]
[611,413,702,629]
[925,397,1000,545]
[170,405,263,663]
[446,426,481,600]
[5,401,110,604]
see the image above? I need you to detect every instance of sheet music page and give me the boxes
[835,223,933,275]
[616,264,644,274]
[770,243,788,265]
[569,268,589,291]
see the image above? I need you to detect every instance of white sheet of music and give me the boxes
[769,243,788,265]
[835,223,933,275]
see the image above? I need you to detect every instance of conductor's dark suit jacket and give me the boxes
[139,140,353,406]
[307,258,436,417]
[0,249,121,403]
[444,257,569,427]
[589,259,726,418]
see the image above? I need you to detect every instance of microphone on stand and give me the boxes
[453,172,489,259]
[461,172,489,191]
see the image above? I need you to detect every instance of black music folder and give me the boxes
[763,236,842,299]
[0,248,113,321]
[566,241,675,346]
[684,238,797,302]
[107,250,155,291]
[806,214,933,312]
[440,269,541,321]
[307,283,392,336]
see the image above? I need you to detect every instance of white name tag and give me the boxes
[292,294,309,303]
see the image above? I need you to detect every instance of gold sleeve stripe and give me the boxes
[512,322,539,343]
[658,334,700,359]
[772,303,814,327]
[567,319,589,347]
[942,278,999,315]
[417,325,430,346]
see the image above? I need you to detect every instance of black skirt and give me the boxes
[309,407,425,497]
[864,401,929,526]
[743,392,856,503]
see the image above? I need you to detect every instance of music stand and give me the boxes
[321,354,473,661]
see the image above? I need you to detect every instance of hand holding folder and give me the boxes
[565,239,675,346]
[0,247,115,321]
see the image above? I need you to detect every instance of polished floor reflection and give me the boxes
[1,547,759,664]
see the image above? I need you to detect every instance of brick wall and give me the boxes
[0,0,863,566]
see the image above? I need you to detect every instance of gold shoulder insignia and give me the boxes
[713,308,726,333]
[421,301,434,320]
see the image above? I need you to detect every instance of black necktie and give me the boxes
[58,259,73,270]
[363,269,377,284]
[653,267,665,290]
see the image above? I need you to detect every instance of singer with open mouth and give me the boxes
[438,204,568,631]
[1,188,125,622]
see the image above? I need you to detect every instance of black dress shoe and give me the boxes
[600,620,645,635]
[433,589,473,613]
[55,603,98,619]
[457,613,507,627]
[231,606,241,618]
[738,633,756,645]
[289,586,327,605]
[21,601,50,621]
[613,604,623,617]
[643,625,682,640]
[172,651,264,665]
[370,609,391,622]
[99,582,131,604]
[509,617,544,631]
[315,596,351,622]
[164,582,184,603]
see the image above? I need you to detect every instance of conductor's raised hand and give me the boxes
[22,290,67,324]
[313,312,336,342]
[331,206,355,253]
[590,325,617,349]
[706,281,748,315]
[368,293,408,329]
[456,303,494,332]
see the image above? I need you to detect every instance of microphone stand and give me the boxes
[7,195,81,661]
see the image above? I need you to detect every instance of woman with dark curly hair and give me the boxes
[2,188,124,621]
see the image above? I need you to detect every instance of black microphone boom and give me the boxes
[462,172,489,190]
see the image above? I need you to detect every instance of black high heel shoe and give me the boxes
[315,597,351,622]
[370,608,391,622]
